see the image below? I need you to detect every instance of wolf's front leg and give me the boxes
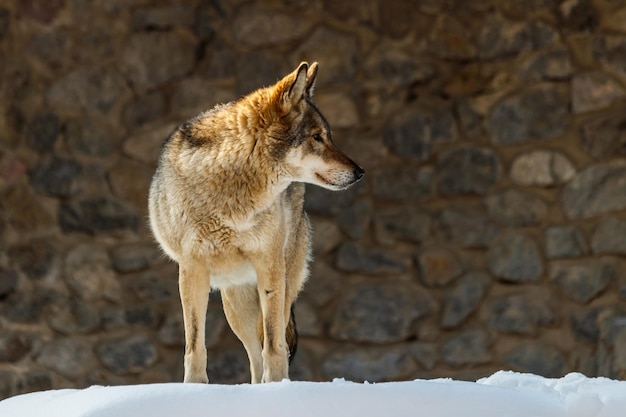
[179,259,211,383]
[252,256,288,383]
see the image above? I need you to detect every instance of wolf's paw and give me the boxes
[184,369,209,384]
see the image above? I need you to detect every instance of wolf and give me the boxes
[148,62,364,383]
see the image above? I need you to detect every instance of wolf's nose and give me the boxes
[355,166,365,181]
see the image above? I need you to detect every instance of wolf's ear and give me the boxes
[305,62,318,98]
[286,62,309,106]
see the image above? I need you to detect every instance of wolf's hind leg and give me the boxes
[222,284,264,383]
[179,259,211,383]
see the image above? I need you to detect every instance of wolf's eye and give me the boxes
[313,133,323,143]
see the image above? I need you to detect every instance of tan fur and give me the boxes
[148,62,364,383]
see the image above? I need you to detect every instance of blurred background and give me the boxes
[2,0,626,399]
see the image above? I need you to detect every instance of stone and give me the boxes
[488,290,556,334]
[335,200,372,240]
[502,342,565,378]
[310,217,342,255]
[46,66,130,114]
[0,334,32,362]
[364,46,436,91]
[572,72,626,114]
[591,217,626,254]
[486,189,548,227]
[436,205,498,248]
[59,197,138,234]
[550,260,615,303]
[292,27,359,84]
[559,0,598,31]
[384,106,457,162]
[172,78,236,119]
[441,329,491,367]
[0,370,14,399]
[25,113,60,152]
[546,226,587,258]
[374,206,430,245]
[293,300,322,337]
[15,371,53,395]
[120,32,197,91]
[0,268,18,298]
[232,7,313,47]
[102,305,159,330]
[571,308,603,342]
[235,51,288,95]
[580,109,626,160]
[132,5,194,30]
[442,271,492,328]
[323,347,416,382]
[8,238,56,280]
[489,84,569,144]
[65,117,118,158]
[63,243,121,302]
[336,242,409,275]
[408,343,438,371]
[593,35,626,77]
[30,156,82,198]
[416,247,463,287]
[108,158,153,210]
[330,282,434,343]
[2,290,53,323]
[47,300,100,335]
[19,0,64,24]
[0,185,53,232]
[477,16,533,60]
[305,183,361,215]
[197,39,237,80]
[438,147,500,196]
[561,161,626,219]
[510,150,576,186]
[0,8,9,40]
[206,349,249,384]
[27,31,70,71]
[378,0,419,38]
[487,233,543,283]
[124,123,177,165]
[371,165,433,201]
[109,242,160,273]
[36,338,94,379]
[158,306,226,348]
[522,47,572,81]
[303,261,343,307]
[314,92,360,129]
[427,15,477,60]
[96,335,158,375]
[122,91,167,128]
[132,271,178,301]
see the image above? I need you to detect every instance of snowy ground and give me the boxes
[0,371,625,417]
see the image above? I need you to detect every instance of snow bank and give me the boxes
[0,371,624,417]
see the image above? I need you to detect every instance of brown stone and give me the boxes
[417,247,464,287]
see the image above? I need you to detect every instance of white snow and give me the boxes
[0,371,625,417]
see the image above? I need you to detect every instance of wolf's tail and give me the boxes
[286,304,298,364]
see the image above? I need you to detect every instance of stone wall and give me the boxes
[1,0,626,399]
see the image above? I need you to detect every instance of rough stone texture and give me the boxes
[487,233,543,283]
[2,0,626,398]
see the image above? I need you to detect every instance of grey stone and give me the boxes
[15,371,53,395]
[571,308,603,342]
[172,78,236,119]
[123,123,176,165]
[291,27,359,84]
[442,271,492,328]
[427,15,477,60]
[521,47,572,81]
[408,343,438,371]
[0,8,8,40]
[330,282,433,343]
[546,226,587,258]
[59,197,138,234]
[315,92,360,129]
[335,200,372,240]
[436,205,498,248]
[593,35,626,77]
[486,189,547,227]
[0,370,14,400]
[303,261,343,307]
[378,0,418,38]
[310,217,342,255]
[502,342,565,378]
[233,7,313,47]
[65,117,118,158]
[416,247,463,287]
[364,46,436,91]
[46,66,130,114]
[438,147,500,196]
[47,300,100,335]
[550,260,615,303]
[510,150,576,186]
[293,300,322,337]
[132,5,194,30]
[110,242,160,273]
[96,335,158,375]
[477,17,534,60]
[336,242,409,275]
[25,113,60,152]
[572,72,626,114]
[122,91,167,128]
[27,31,69,70]
[198,39,237,81]
[442,329,492,367]
[489,84,569,144]
[0,185,53,232]
[108,158,152,210]
[384,106,457,162]
[372,165,433,201]
[2,290,53,323]
[591,217,626,255]
[289,347,314,382]
[374,206,430,244]
[0,334,32,362]
[19,0,64,24]
[487,233,543,283]
[132,272,178,301]
[488,290,556,335]
[580,109,626,160]
[158,306,226,348]
[30,156,82,198]
[559,0,598,31]
[562,162,626,219]
[323,347,416,382]
[102,305,159,330]
[304,184,360,215]
[63,243,121,302]
[8,238,56,280]
[235,51,288,95]
[120,32,197,91]
[206,349,249,384]
[36,338,94,379]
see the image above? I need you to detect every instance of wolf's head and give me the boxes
[262,62,364,191]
